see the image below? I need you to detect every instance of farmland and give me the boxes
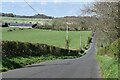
[2,26,91,71]
[1,16,92,71]
[1,16,95,31]
[2,27,91,50]
[1,17,52,25]
[1,1,119,78]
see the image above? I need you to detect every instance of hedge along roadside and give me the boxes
[2,41,82,57]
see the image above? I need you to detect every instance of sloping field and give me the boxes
[1,17,52,25]
[2,27,91,49]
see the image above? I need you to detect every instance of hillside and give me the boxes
[1,16,97,31]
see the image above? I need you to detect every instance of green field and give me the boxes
[1,17,52,25]
[2,27,91,49]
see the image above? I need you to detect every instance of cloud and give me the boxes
[39,0,47,5]
[4,0,119,3]
[2,0,95,2]
[2,0,32,2]
[53,0,62,4]
[11,0,15,3]
[40,2,47,5]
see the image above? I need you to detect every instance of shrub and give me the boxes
[97,38,120,59]
[87,37,92,44]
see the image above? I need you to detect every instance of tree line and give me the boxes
[0,13,54,19]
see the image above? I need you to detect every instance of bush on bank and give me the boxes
[2,41,81,57]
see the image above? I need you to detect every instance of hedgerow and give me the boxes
[2,41,81,57]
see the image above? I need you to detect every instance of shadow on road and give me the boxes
[26,62,72,68]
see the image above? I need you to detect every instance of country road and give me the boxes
[2,35,101,79]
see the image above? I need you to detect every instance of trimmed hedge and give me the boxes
[2,41,80,57]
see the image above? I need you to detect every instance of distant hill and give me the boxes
[0,13,54,19]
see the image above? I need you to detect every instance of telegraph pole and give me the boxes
[66,26,68,41]
[66,25,69,50]
[80,31,82,50]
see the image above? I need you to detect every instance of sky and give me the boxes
[1,0,95,17]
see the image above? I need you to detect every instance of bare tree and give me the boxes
[81,2,119,45]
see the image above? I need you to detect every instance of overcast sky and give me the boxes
[1,0,95,17]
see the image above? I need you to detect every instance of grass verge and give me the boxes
[1,55,81,72]
[96,38,119,78]
[96,55,118,78]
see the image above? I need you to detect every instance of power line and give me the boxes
[24,0,39,14]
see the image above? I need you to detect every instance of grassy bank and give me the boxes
[2,40,87,72]
[96,55,118,78]
[1,55,80,72]
[96,38,119,78]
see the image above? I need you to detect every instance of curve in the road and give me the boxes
[2,35,101,78]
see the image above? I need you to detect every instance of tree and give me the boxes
[81,2,119,45]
